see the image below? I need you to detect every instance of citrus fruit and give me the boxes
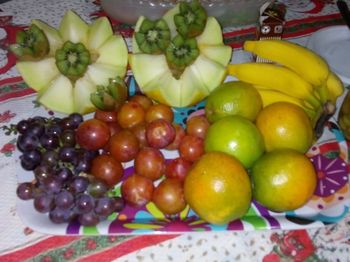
[184,152,252,225]
[251,149,317,212]
[205,81,262,123]
[204,115,265,168]
[255,101,314,153]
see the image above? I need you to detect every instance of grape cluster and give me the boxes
[16,114,125,226]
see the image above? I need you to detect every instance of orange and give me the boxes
[204,115,265,168]
[251,149,317,212]
[205,81,262,123]
[255,101,314,153]
[184,152,252,225]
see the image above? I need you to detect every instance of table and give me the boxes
[0,0,349,261]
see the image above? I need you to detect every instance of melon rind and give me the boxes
[200,45,232,67]
[162,3,180,38]
[38,75,74,114]
[143,70,181,107]
[88,16,114,51]
[86,63,126,86]
[180,66,209,107]
[59,10,89,45]
[32,19,63,56]
[196,17,224,46]
[74,75,97,114]
[129,53,169,87]
[16,58,60,91]
[191,54,227,93]
[96,35,128,69]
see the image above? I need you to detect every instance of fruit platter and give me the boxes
[12,1,350,235]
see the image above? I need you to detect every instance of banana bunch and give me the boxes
[227,39,344,131]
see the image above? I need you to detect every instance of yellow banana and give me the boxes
[255,87,318,122]
[313,71,344,105]
[227,63,321,109]
[325,72,344,104]
[243,40,329,86]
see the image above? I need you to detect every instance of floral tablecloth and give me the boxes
[0,0,350,261]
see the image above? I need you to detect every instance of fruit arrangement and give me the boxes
[10,10,128,114]
[15,95,211,226]
[129,1,232,107]
[227,39,344,133]
[11,1,349,229]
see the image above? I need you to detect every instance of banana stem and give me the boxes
[314,101,336,139]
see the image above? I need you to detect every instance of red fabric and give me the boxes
[0,236,80,261]
[77,234,179,262]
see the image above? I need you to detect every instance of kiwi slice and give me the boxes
[90,76,128,111]
[9,24,49,60]
[166,35,199,79]
[55,41,91,80]
[135,18,171,54]
[174,0,207,38]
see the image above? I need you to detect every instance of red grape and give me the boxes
[117,101,145,129]
[121,174,154,207]
[76,119,110,151]
[130,123,148,148]
[94,109,119,123]
[107,122,122,136]
[186,115,210,139]
[109,130,139,162]
[145,103,174,123]
[165,157,192,182]
[146,119,176,149]
[179,135,204,162]
[166,123,186,150]
[134,147,165,181]
[91,154,124,187]
[152,178,186,215]
[129,94,153,111]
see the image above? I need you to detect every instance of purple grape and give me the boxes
[16,120,30,134]
[78,211,99,226]
[69,113,83,129]
[49,207,74,224]
[22,148,41,163]
[55,167,73,182]
[45,123,62,136]
[34,193,54,213]
[31,116,47,125]
[75,194,95,214]
[111,196,125,212]
[34,164,53,182]
[58,146,76,162]
[60,117,76,130]
[20,157,36,171]
[74,157,91,175]
[42,176,62,194]
[17,134,40,152]
[27,122,45,137]
[16,182,34,200]
[60,129,76,147]
[41,150,59,166]
[40,133,60,150]
[69,176,89,193]
[76,148,99,162]
[20,149,42,171]
[55,190,74,209]
[95,197,114,217]
[87,179,108,198]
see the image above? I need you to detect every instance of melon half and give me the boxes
[15,11,128,114]
[129,4,232,107]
